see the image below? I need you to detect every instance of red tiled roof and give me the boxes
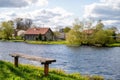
[83,29,94,35]
[25,28,50,35]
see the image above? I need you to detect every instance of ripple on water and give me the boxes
[0,42,120,79]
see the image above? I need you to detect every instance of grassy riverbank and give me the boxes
[106,43,120,47]
[0,60,104,80]
[25,40,67,45]
[0,39,24,42]
[0,40,67,45]
[1,39,120,47]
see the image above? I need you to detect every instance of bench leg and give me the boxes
[14,57,18,67]
[44,63,49,76]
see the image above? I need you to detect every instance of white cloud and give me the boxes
[0,0,74,29]
[35,0,48,7]
[31,7,73,28]
[83,0,120,27]
[0,7,73,29]
[0,0,48,7]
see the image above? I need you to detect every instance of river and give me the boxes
[0,42,120,79]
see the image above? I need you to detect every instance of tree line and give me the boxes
[66,19,118,47]
[0,18,119,47]
[0,18,32,40]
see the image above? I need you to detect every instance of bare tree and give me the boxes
[15,18,32,30]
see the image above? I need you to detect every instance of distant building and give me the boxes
[54,28,66,40]
[59,29,64,33]
[83,29,94,35]
[55,33,66,40]
[24,27,54,41]
[17,30,26,36]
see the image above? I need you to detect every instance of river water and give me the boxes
[0,42,120,80]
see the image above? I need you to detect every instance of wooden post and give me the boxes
[14,56,18,67]
[44,63,49,76]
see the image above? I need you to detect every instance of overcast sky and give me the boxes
[0,0,120,29]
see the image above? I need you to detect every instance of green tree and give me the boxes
[105,29,115,43]
[66,30,81,46]
[107,26,117,40]
[66,19,83,46]
[93,29,115,46]
[95,20,104,31]
[0,29,3,39]
[63,27,71,33]
[89,20,115,46]
[116,33,120,42]
[94,30,108,46]
[0,23,2,38]
[1,21,14,40]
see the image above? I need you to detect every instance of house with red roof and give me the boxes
[24,27,54,41]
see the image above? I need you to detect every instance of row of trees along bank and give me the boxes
[0,18,118,47]
[0,18,32,40]
[0,21,14,40]
[66,19,117,47]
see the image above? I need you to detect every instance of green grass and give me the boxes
[0,60,104,80]
[106,43,120,47]
[0,39,24,42]
[0,39,66,45]
[25,40,67,45]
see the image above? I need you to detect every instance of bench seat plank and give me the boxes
[9,53,56,76]
[9,53,56,64]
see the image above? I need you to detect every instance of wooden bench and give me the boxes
[9,53,56,76]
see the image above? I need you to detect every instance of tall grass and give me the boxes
[0,60,104,80]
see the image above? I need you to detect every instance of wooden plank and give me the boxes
[9,53,56,64]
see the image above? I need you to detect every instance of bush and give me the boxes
[15,36,23,40]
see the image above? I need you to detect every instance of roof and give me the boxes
[83,29,94,35]
[25,28,50,35]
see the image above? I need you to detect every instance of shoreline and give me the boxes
[0,40,120,47]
